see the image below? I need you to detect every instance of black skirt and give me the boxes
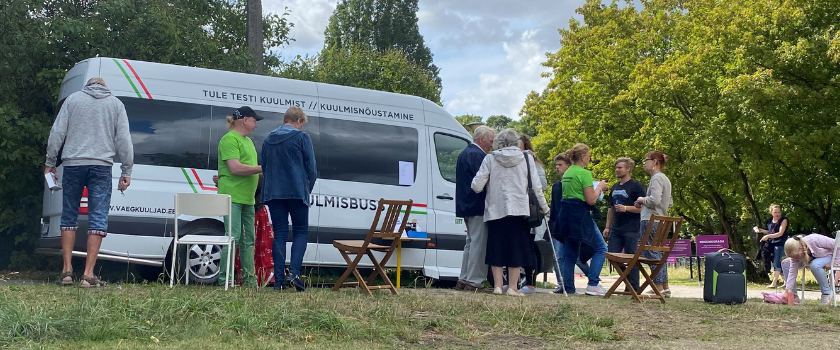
[485,216,535,268]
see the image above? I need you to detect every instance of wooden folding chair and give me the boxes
[332,198,412,296]
[604,215,684,303]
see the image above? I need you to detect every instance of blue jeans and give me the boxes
[561,220,607,293]
[553,238,591,284]
[782,256,833,295]
[772,245,785,271]
[266,199,309,289]
[61,165,112,236]
[640,220,668,284]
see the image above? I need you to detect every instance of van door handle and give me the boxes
[436,194,454,200]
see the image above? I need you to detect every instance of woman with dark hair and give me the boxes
[633,150,673,297]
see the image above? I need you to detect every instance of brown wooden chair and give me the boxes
[603,215,684,303]
[332,198,412,296]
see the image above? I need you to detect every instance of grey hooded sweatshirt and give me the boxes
[470,146,549,222]
[45,84,134,177]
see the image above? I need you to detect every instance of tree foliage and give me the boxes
[454,114,482,131]
[320,0,441,100]
[484,115,513,132]
[525,0,840,281]
[0,0,292,269]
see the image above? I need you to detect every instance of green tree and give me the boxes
[454,114,482,131]
[484,115,513,132]
[314,44,440,102]
[321,0,441,97]
[0,0,293,269]
[526,0,840,281]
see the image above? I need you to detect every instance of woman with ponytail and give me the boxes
[781,234,840,305]
[633,150,673,296]
[216,106,264,288]
[554,143,609,296]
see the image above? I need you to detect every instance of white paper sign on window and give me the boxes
[399,161,414,186]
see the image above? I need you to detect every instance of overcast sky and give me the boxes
[266,0,586,120]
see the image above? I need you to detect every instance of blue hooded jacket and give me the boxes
[553,198,598,248]
[261,125,317,206]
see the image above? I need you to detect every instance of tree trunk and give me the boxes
[705,180,768,283]
[246,0,263,74]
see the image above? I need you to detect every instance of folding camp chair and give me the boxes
[332,199,412,296]
[604,215,684,303]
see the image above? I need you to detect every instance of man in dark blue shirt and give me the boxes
[603,157,646,290]
[455,126,494,291]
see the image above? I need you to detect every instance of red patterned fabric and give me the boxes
[234,206,275,285]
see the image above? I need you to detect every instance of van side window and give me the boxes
[433,133,468,183]
[118,97,211,168]
[318,118,418,186]
[207,107,308,170]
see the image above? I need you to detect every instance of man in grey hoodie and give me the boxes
[45,78,134,288]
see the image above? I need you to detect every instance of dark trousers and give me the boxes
[266,199,309,289]
[607,228,641,290]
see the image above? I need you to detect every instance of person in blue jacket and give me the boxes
[455,126,495,291]
[261,106,317,292]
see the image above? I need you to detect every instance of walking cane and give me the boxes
[543,220,567,297]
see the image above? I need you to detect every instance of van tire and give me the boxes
[171,223,226,285]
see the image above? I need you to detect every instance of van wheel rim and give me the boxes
[187,244,222,279]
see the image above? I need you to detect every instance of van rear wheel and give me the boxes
[171,223,225,285]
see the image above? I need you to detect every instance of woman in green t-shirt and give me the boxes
[558,143,609,296]
[216,106,264,288]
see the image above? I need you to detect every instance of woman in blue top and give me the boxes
[757,204,788,288]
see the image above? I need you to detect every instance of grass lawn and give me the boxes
[2,280,840,349]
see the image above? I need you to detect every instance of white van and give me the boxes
[38,57,554,284]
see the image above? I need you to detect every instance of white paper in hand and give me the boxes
[45,173,61,191]
[592,181,604,201]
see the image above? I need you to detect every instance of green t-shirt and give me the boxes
[561,165,593,201]
[217,130,259,205]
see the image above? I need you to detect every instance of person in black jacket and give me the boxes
[455,126,495,291]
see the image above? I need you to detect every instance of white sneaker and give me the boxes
[506,288,525,297]
[520,286,536,295]
[820,294,832,306]
[585,284,607,296]
[493,287,503,295]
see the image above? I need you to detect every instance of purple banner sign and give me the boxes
[696,235,729,256]
[666,239,692,257]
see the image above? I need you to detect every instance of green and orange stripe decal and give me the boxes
[113,59,153,99]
